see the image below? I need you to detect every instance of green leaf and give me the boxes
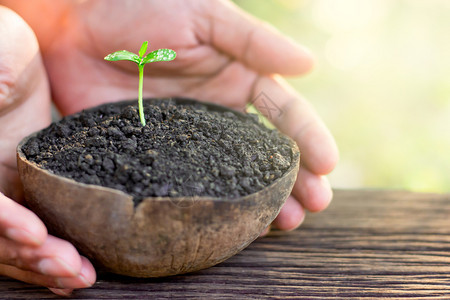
[104,50,140,64]
[142,49,176,64]
[139,41,148,58]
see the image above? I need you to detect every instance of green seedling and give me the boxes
[104,41,176,126]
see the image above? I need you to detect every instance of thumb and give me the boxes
[206,0,314,75]
[0,7,51,246]
[0,5,51,199]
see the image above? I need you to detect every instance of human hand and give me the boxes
[6,0,338,232]
[0,6,96,296]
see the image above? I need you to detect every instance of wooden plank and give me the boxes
[1,190,450,299]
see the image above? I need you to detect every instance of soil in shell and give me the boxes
[22,98,297,205]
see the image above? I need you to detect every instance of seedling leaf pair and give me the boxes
[104,43,175,66]
[104,41,177,126]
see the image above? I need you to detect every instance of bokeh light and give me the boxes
[235,0,450,192]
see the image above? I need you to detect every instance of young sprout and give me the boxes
[104,41,176,126]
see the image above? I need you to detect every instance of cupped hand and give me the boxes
[8,0,338,232]
[0,6,96,295]
[0,197,96,296]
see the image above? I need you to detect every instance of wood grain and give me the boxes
[1,189,450,299]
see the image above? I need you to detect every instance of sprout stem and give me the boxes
[104,42,176,126]
[138,64,146,126]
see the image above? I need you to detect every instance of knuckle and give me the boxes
[0,74,18,115]
[0,238,20,266]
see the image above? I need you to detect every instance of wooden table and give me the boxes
[2,190,450,299]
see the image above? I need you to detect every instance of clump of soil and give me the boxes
[22,98,296,205]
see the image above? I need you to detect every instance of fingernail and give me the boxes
[4,228,41,246]
[78,262,95,287]
[48,287,73,296]
[55,272,94,289]
[38,258,77,277]
[78,274,93,287]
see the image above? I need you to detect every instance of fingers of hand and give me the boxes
[271,170,332,232]
[0,235,82,277]
[272,196,306,231]
[0,193,47,246]
[292,168,333,213]
[252,75,339,175]
[251,75,336,227]
[0,256,95,291]
[271,169,332,232]
[208,0,314,75]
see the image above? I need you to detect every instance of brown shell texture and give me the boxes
[16,101,300,277]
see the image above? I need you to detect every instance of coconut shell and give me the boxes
[16,100,300,277]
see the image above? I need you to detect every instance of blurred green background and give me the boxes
[235,0,450,193]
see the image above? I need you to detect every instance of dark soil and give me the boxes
[22,98,297,205]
